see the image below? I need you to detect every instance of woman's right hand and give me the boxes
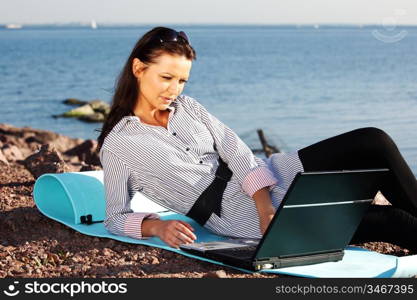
[151,219,197,249]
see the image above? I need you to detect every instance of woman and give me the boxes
[97,27,417,251]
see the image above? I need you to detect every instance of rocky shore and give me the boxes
[0,123,413,278]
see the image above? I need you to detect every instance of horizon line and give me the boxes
[2,22,417,27]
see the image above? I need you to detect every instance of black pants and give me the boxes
[298,127,417,251]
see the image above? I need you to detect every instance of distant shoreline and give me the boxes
[2,23,417,29]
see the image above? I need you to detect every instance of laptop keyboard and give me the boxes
[209,245,257,259]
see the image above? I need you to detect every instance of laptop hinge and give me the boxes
[253,250,345,270]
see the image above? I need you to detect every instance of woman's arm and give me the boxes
[252,187,276,235]
[101,145,197,248]
[101,148,159,239]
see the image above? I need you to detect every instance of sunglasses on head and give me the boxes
[151,29,190,45]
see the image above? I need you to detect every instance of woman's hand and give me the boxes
[144,219,197,249]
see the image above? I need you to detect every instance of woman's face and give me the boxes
[133,53,192,113]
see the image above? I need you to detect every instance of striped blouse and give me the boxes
[99,94,304,240]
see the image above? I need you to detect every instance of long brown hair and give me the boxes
[95,27,196,154]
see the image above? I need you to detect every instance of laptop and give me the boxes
[180,168,389,271]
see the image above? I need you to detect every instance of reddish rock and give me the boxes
[2,144,24,162]
[23,129,82,154]
[67,156,81,164]
[0,150,9,166]
[0,134,7,143]
[150,256,160,264]
[202,270,228,278]
[0,123,83,155]
[102,248,113,257]
[64,139,101,166]
[23,144,71,179]
[0,123,24,137]
[79,164,102,171]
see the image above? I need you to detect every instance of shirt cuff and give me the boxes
[241,166,278,197]
[124,212,160,239]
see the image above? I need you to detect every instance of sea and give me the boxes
[0,25,416,175]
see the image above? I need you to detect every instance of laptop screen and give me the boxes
[255,169,389,260]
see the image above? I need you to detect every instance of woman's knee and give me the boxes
[352,127,396,149]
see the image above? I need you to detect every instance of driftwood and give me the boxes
[251,129,280,157]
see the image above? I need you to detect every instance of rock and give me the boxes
[25,136,41,145]
[3,246,16,252]
[79,112,106,123]
[88,100,110,114]
[10,261,25,274]
[59,265,72,273]
[62,104,95,118]
[64,139,100,166]
[71,255,83,263]
[202,270,228,278]
[67,156,80,164]
[1,123,83,155]
[63,98,88,106]
[0,133,7,143]
[58,99,109,123]
[24,131,82,155]
[52,136,84,154]
[23,144,70,179]
[0,123,25,137]
[79,164,102,171]
[1,144,24,162]
[23,130,60,145]
[6,136,35,159]
[0,150,9,165]
[64,139,95,158]
[102,248,113,257]
[22,132,51,154]
[150,256,160,264]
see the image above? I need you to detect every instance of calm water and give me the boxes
[1,25,416,175]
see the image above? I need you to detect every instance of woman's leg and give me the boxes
[298,127,417,216]
[297,127,417,251]
[348,205,417,251]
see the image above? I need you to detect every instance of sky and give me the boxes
[1,0,417,25]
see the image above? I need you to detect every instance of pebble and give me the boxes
[202,270,228,278]
[11,267,25,274]
[102,248,112,257]
[150,256,160,264]
[4,246,16,252]
[60,265,72,272]
[49,253,60,264]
